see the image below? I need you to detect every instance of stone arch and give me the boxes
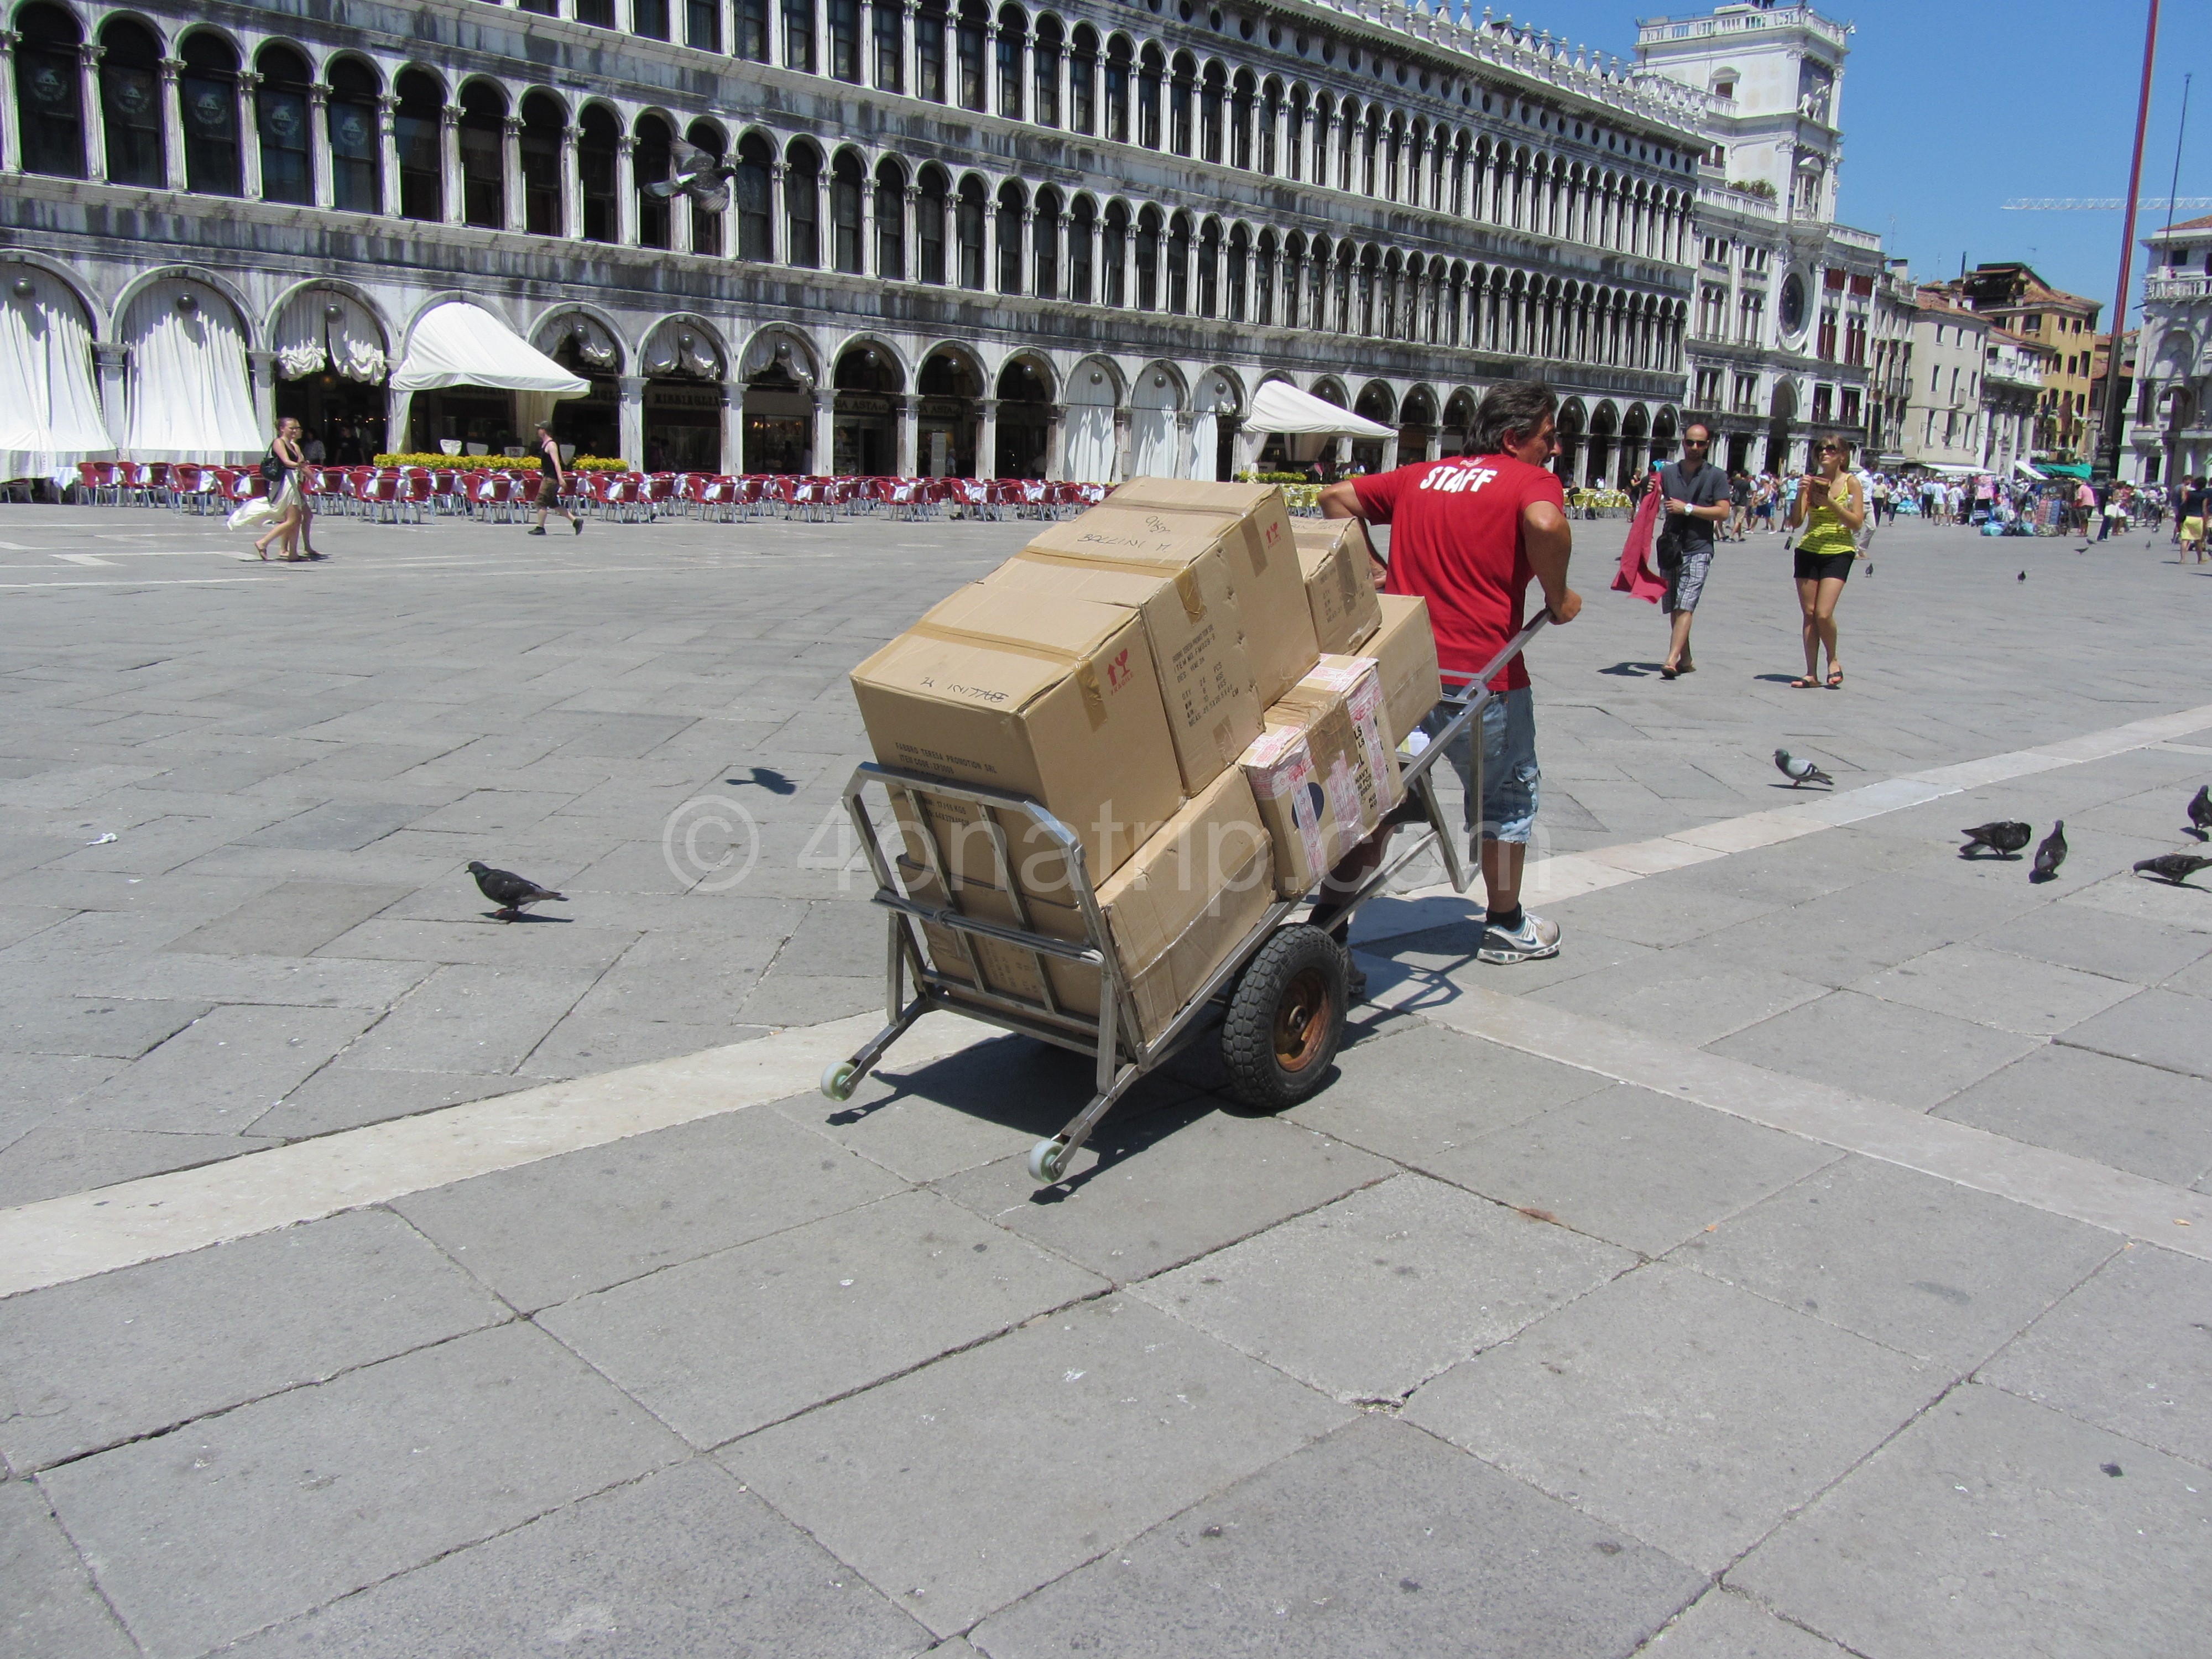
[108,263,257,349]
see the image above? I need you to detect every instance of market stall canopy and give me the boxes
[1247,379,1394,439]
[390,302,589,397]
[2012,459,2045,481]
[2032,460,2091,481]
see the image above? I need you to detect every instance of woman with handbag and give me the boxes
[229,419,310,560]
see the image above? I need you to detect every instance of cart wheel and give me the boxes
[1222,924,1348,1113]
[820,1061,860,1102]
[1026,1138,1071,1184]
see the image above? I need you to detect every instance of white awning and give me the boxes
[1,279,113,482]
[1248,379,1394,439]
[391,302,589,396]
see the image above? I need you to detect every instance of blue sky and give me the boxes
[1517,0,2211,329]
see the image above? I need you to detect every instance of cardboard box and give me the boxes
[1094,479,1318,706]
[1363,594,1443,745]
[1242,658,1401,896]
[896,770,1275,1046]
[1291,519,1384,655]
[982,547,1262,796]
[851,583,1182,894]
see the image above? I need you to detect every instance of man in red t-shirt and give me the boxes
[1314,380,1582,966]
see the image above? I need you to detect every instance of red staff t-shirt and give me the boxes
[1353,453,1564,693]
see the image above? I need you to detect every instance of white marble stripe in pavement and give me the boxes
[1354,963,2212,1264]
[0,1011,980,1301]
[3,698,2208,1301]
[1363,699,2212,933]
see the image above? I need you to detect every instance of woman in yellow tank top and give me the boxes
[1785,434,1866,688]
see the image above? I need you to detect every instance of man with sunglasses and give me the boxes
[1655,421,1731,680]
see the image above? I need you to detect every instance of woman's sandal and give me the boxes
[1826,670,1844,688]
[1790,676,1820,688]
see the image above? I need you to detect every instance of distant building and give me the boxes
[1980,332,2046,477]
[2128,215,2212,484]
[1932,262,2101,459]
[1893,286,1987,471]
[1637,0,1884,477]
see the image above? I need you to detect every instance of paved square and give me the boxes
[2,505,2209,1653]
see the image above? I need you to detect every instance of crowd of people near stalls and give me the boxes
[1624,466,2184,544]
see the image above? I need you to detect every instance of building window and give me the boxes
[1101,202,1125,305]
[575,0,615,25]
[1817,307,1838,361]
[957,1,987,112]
[830,0,861,82]
[98,19,165,187]
[995,182,1022,293]
[1135,206,1160,309]
[634,0,670,40]
[1105,40,1131,143]
[1166,212,1190,314]
[1034,187,1059,299]
[392,68,442,221]
[181,33,244,197]
[327,60,382,212]
[873,0,902,90]
[1168,55,1192,155]
[917,0,947,102]
[875,159,906,278]
[1069,197,1094,302]
[1069,29,1095,134]
[1812,384,1833,423]
[955,176,985,287]
[687,0,721,50]
[1032,18,1061,126]
[917,166,947,281]
[1732,373,1759,415]
[831,151,864,273]
[995,7,1023,118]
[1694,367,1721,408]
[14,4,85,178]
[784,0,816,74]
[738,0,771,62]
[786,143,822,266]
[520,93,564,234]
[1137,45,1161,148]
[258,44,315,204]
[735,133,773,258]
[1841,388,1861,424]
[459,82,508,230]
[577,106,619,241]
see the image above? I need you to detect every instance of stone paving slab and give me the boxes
[1638,1588,1850,1657]
[1731,1383,2212,1659]
[726,1296,1352,1639]
[970,1417,1703,1658]
[0,1479,137,1659]
[1934,1044,2212,1188]
[39,1321,687,1659]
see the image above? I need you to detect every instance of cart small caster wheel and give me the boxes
[821,1061,859,1102]
[1026,1138,1070,1184]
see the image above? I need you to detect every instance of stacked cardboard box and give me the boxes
[1240,655,1404,896]
[1291,518,1384,656]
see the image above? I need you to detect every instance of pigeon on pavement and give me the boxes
[2188,785,2211,839]
[1960,821,2034,858]
[2030,822,2067,883]
[1774,749,1834,788]
[2017,571,2027,581]
[468,860,567,920]
[2134,853,2212,886]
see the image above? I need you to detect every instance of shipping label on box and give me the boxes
[983,546,1261,796]
[1241,725,1332,895]
[1291,520,1384,656]
[1099,480,1318,706]
[851,584,1182,896]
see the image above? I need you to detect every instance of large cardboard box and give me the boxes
[898,770,1275,1045]
[851,583,1182,894]
[981,547,1262,796]
[1291,519,1384,655]
[1241,657,1401,896]
[1091,479,1318,706]
[1361,594,1443,745]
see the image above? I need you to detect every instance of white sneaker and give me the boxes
[1478,912,1562,965]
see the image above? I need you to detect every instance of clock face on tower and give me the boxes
[1780,272,1807,335]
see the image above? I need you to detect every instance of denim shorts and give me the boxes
[1418,685,1540,844]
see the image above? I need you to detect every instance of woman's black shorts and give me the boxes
[1794,548,1855,582]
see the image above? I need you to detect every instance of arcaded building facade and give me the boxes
[2,0,1705,482]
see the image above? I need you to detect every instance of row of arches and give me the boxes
[10,4,1696,267]
[8,251,1683,486]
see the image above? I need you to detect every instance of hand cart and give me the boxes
[820,615,1550,1183]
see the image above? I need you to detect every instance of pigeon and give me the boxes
[1960,821,2034,858]
[2133,853,2212,886]
[1774,749,1833,788]
[2030,822,2067,883]
[2187,785,2211,839]
[730,765,798,796]
[2017,571,2027,581]
[468,860,567,920]
[641,137,734,210]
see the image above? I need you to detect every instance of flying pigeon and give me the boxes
[2187,785,2211,838]
[1774,749,1833,788]
[641,137,734,210]
[2133,853,2212,886]
[1960,821,2033,858]
[468,860,567,921]
[2030,822,2067,883]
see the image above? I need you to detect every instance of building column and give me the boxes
[1017,205,1033,296]
[500,114,524,231]
[976,396,999,478]
[93,343,127,445]
[1423,428,1441,462]
[896,393,918,474]
[811,388,834,474]
[1379,432,1399,472]
[1270,94,1287,178]
[1056,210,1072,299]
[859,167,878,274]
[308,84,333,207]
[1173,409,1195,478]
[721,380,745,472]
[1044,402,1066,480]
[1112,406,1131,481]
[617,374,646,466]
[615,134,637,244]
[1055,41,1070,131]
[79,43,107,180]
[0,32,22,178]
[813,0,831,75]
[1120,228,1135,311]
[248,349,278,436]
[237,72,264,199]
[981,22,999,113]
[669,156,693,253]
[377,94,401,216]
[768,160,786,262]
[439,101,463,224]
[900,0,917,96]
[556,124,581,236]
[902,184,919,282]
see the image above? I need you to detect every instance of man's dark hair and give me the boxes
[1682,419,1713,442]
[1468,380,1558,456]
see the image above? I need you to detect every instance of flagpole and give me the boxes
[2097,0,2159,483]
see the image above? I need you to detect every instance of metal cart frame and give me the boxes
[820,615,1549,1182]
